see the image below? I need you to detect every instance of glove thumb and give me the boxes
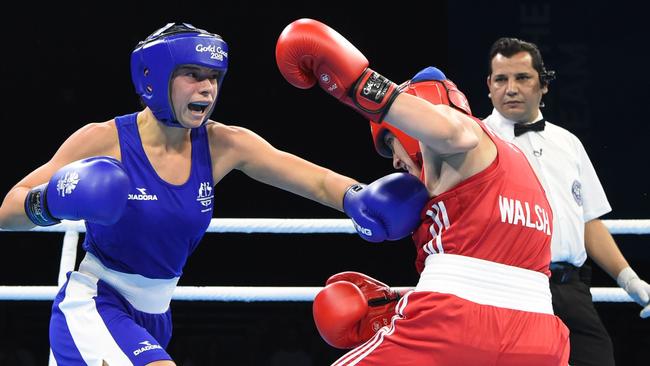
[640,305,650,319]
[637,282,650,304]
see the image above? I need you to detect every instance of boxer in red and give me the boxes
[277,19,570,366]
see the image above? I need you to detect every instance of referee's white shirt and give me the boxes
[484,108,611,267]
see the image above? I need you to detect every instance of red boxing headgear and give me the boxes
[369,74,472,168]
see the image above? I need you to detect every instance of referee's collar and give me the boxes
[488,109,546,140]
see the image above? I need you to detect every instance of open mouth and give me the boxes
[188,101,210,113]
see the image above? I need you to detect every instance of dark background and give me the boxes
[1,1,649,365]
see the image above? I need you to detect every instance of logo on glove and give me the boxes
[351,219,372,236]
[319,73,339,93]
[360,72,390,103]
[372,319,388,332]
[56,172,80,197]
[320,73,331,83]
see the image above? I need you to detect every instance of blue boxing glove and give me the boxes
[343,172,429,242]
[24,156,131,226]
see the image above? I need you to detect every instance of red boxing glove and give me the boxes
[276,18,400,123]
[313,271,402,349]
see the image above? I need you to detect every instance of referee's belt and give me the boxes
[549,262,580,284]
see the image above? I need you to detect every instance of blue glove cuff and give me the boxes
[24,183,60,226]
[342,183,365,215]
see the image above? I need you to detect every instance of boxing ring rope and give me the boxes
[1,219,649,303]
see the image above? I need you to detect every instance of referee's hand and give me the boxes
[617,267,650,318]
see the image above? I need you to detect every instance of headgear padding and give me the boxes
[131,23,229,127]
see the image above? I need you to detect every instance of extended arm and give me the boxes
[0,122,121,230]
[275,18,479,155]
[213,124,427,242]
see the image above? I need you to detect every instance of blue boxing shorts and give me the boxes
[49,270,173,365]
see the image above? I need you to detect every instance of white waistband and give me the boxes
[78,253,179,314]
[415,254,553,314]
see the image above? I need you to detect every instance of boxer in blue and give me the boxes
[0,23,428,365]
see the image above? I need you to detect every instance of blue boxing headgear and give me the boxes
[131,23,229,127]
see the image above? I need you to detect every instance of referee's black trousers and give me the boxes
[550,263,615,366]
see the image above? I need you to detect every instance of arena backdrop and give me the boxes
[1,1,648,365]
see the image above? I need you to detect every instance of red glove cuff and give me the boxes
[349,68,400,123]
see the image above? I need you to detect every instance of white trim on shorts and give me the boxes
[415,253,553,314]
[59,271,134,365]
[79,252,179,314]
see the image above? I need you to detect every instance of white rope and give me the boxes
[4,218,648,234]
[590,287,635,302]
[205,218,357,233]
[603,219,650,234]
[0,218,648,304]
[0,285,634,302]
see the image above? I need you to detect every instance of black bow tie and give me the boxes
[514,119,546,136]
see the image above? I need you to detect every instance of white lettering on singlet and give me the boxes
[498,195,550,235]
[128,194,159,201]
[133,340,162,356]
[128,188,158,201]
